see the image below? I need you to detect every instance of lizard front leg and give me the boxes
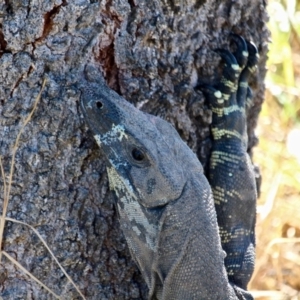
[201,35,258,297]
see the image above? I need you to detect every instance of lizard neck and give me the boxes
[150,174,236,299]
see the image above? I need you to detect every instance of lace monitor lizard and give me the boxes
[79,35,258,299]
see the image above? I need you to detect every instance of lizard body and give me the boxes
[79,35,258,299]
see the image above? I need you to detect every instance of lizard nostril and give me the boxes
[96,101,103,109]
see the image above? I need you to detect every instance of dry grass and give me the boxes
[249,1,300,299]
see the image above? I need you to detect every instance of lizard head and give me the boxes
[80,82,201,209]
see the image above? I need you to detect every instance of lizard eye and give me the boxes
[96,101,103,109]
[131,148,145,161]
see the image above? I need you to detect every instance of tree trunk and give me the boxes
[0,1,268,299]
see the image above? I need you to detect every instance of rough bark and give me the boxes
[0,1,268,299]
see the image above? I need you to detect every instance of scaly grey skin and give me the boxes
[79,36,258,299]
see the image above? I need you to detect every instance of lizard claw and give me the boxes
[236,41,259,108]
[230,34,248,70]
